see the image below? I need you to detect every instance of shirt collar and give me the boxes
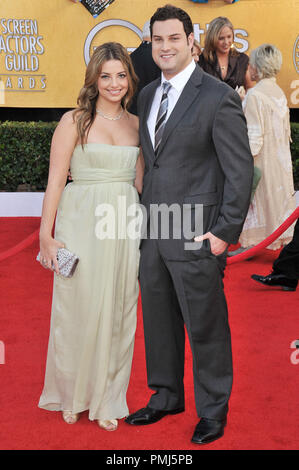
[161,60,196,93]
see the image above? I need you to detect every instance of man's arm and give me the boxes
[210,88,253,245]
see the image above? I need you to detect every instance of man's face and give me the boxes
[151,19,194,79]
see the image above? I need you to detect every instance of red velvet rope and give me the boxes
[0,207,298,263]
[227,206,299,264]
[0,228,39,262]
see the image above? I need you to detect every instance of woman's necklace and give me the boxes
[96,108,124,121]
[219,62,228,78]
[217,53,228,74]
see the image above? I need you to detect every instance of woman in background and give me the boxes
[38,42,143,431]
[235,44,296,252]
[198,16,253,96]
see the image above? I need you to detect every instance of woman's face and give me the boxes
[192,45,201,62]
[215,26,234,55]
[97,59,129,105]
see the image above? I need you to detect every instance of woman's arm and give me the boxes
[128,112,144,195]
[39,111,78,273]
[134,148,144,194]
[243,91,264,158]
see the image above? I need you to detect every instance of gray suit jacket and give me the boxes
[138,65,254,261]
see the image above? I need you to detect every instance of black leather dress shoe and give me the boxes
[125,406,184,425]
[251,272,298,291]
[191,417,227,445]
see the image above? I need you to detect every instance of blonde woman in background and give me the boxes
[198,16,253,96]
[38,42,143,431]
[233,44,296,253]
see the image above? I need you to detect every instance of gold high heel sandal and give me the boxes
[62,411,79,424]
[98,419,118,431]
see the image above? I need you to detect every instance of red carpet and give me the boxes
[0,217,299,450]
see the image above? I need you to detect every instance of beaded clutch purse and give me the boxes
[36,248,79,278]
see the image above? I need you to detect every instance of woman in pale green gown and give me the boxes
[38,43,144,431]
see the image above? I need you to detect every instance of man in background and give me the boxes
[251,219,299,291]
[129,21,161,115]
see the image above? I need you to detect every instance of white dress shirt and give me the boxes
[147,60,196,148]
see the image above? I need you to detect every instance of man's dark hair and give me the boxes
[150,4,194,39]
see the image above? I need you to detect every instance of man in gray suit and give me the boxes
[125,5,253,444]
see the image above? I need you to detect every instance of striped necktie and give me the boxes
[154,81,172,154]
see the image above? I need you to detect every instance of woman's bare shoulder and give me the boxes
[127,111,139,130]
[56,110,80,137]
[53,109,78,147]
[59,109,78,125]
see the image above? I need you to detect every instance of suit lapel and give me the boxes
[155,66,204,159]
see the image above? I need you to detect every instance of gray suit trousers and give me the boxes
[139,237,233,420]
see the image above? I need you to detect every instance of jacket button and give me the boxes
[153,163,159,169]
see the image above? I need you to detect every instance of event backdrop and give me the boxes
[0,0,298,108]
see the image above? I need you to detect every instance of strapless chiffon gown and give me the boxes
[38,143,140,421]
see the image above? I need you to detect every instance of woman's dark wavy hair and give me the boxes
[73,42,138,146]
[150,4,193,40]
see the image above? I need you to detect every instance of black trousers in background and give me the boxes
[139,238,233,421]
[273,219,299,279]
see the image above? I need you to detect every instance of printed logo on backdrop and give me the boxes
[293,35,299,74]
[83,20,249,65]
[80,0,115,19]
[84,19,142,65]
[0,18,46,95]
[290,35,299,106]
